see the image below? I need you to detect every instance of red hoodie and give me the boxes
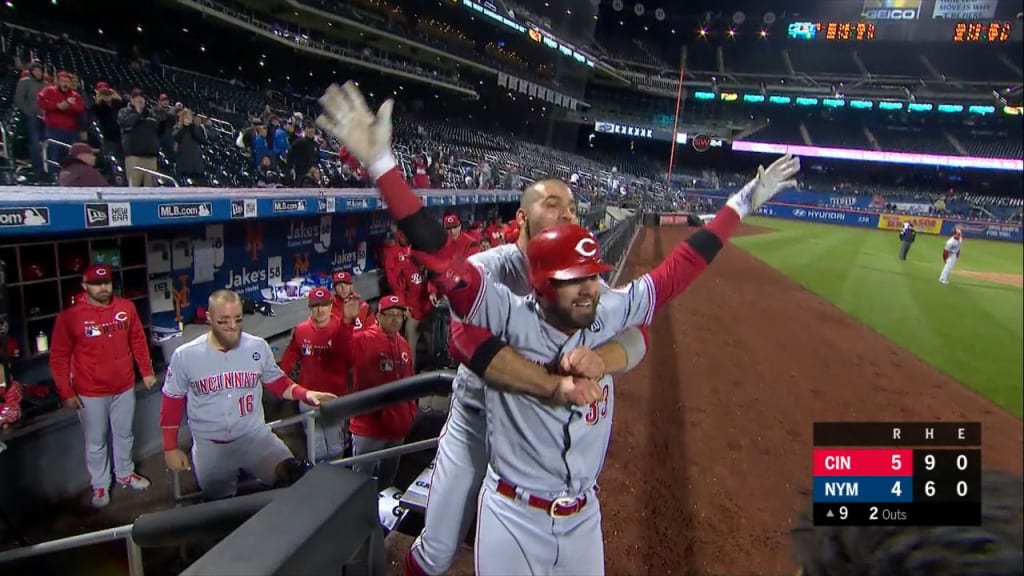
[36,84,85,132]
[330,293,376,331]
[395,253,433,321]
[49,297,154,400]
[278,316,353,396]
[347,325,416,440]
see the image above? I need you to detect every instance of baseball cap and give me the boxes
[95,81,111,91]
[378,295,407,313]
[56,70,72,80]
[69,142,94,158]
[332,270,353,285]
[443,214,461,229]
[308,287,331,305]
[83,264,112,284]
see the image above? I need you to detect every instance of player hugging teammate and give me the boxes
[317,80,800,575]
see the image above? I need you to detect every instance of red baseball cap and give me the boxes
[332,270,353,284]
[56,70,73,80]
[378,294,407,312]
[443,214,461,229]
[83,264,112,284]
[308,287,331,304]
[95,81,111,91]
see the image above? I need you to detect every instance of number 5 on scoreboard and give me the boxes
[891,454,902,470]
[891,480,902,497]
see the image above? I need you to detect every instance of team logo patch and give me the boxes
[252,352,262,361]
[590,318,603,332]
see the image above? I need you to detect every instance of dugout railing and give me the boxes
[0,370,456,576]
[0,209,646,575]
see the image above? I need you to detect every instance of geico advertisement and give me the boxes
[861,0,922,20]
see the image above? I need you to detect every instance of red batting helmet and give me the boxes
[527,224,612,299]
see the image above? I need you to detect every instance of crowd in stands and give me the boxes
[2,19,1021,225]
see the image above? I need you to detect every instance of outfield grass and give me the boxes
[735,217,1024,417]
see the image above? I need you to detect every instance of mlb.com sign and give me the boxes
[861,0,921,20]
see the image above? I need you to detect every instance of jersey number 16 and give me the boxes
[238,394,255,417]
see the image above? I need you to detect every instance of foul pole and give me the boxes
[666,45,686,187]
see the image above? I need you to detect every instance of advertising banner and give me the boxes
[942,220,1023,242]
[145,204,500,329]
[877,213,944,234]
[754,203,880,228]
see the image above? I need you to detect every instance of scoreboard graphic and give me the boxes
[813,422,982,526]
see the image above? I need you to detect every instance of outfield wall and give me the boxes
[679,190,1022,243]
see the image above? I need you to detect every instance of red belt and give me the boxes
[496,479,588,518]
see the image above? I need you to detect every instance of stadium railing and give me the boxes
[0,370,457,576]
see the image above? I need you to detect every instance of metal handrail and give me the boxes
[132,166,179,187]
[0,524,139,564]
[173,370,455,501]
[0,122,8,159]
[330,438,439,468]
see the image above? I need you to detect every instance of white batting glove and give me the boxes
[316,81,397,179]
[726,154,801,219]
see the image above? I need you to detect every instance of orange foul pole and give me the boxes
[666,46,686,188]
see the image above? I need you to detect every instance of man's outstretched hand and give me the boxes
[316,81,395,175]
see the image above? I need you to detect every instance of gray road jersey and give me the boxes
[461,267,656,494]
[451,244,532,410]
[162,332,287,442]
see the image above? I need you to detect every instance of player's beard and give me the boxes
[545,295,599,332]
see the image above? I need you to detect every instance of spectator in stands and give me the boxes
[13,60,47,176]
[69,73,89,142]
[155,94,177,163]
[502,163,522,190]
[271,117,291,163]
[255,155,281,187]
[36,70,85,173]
[411,154,430,188]
[428,157,443,188]
[117,89,163,187]
[252,124,272,169]
[297,166,323,187]
[287,125,320,184]
[90,82,126,169]
[58,142,108,187]
[173,108,208,185]
[477,156,492,188]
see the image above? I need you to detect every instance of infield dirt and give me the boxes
[386,223,1024,576]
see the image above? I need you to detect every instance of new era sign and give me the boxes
[84,203,132,228]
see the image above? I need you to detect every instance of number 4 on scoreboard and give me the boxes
[891,480,902,497]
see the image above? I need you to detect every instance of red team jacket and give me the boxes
[347,325,416,441]
[330,293,376,331]
[49,297,154,400]
[278,317,351,396]
[411,158,430,189]
[36,84,85,132]
[396,257,433,321]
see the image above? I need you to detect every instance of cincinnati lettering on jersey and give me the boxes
[189,371,262,396]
